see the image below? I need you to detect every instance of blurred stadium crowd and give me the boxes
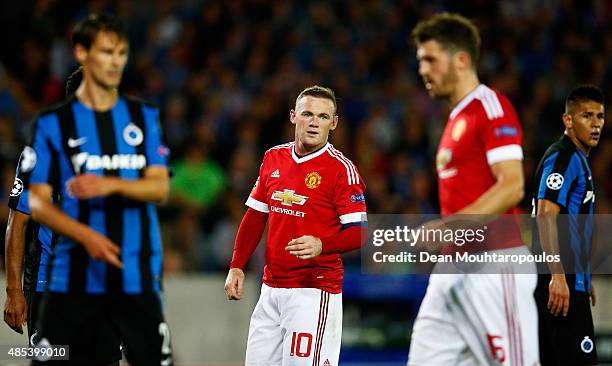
[0,0,610,273]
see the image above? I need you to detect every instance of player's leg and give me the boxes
[539,288,597,366]
[513,273,539,364]
[24,290,42,345]
[107,293,173,366]
[280,288,342,366]
[566,292,598,364]
[444,271,539,366]
[245,284,283,366]
[32,293,122,365]
[534,274,557,365]
[408,273,472,366]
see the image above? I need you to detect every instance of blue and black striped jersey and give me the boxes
[532,134,594,292]
[8,158,54,292]
[25,94,169,294]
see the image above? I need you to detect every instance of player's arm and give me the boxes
[66,166,170,204]
[225,208,268,301]
[225,152,271,301]
[3,209,29,334]
[287,164,368,259]
[536,199,569,316]
[29,184,122,268]
[286,225,368,259]
[456,159,524,215]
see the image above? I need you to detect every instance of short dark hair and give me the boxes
[295,86,338,115]
[72,13,128,50]
[412,13,481,69]
[66,14,127,96]
[565,84,605,112]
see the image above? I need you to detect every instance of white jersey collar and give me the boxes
[449,84,486,120]
[292,142,330,163]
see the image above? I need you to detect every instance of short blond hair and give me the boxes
[295,85,337,115]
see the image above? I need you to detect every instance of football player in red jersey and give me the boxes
[407,13,539,365]
[224,86,367,365]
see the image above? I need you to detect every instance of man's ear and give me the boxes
[74,44,87,65]
[290,109,296,125]
[455,50,472,72]
[562,113,573,129]
[330,116,338,131]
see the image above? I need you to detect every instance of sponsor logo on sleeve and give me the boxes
[493,126,518,138]
[158,145,170,158]
[350,193,365,203]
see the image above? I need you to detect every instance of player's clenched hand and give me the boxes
[3,289,27,334]
[67,174,115,199]
[548,274,570,316]
[286,236,322,260]
[82,231,123,269]
[225,268,245,301]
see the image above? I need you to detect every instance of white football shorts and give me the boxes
[245,284,342,366]
[408,247,540,366]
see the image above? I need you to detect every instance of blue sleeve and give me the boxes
[142,105,169,167]
[537,151,580,208]
[8,114,58,213]
[8,169,31,215]
[29,115,59,185]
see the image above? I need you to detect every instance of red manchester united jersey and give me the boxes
[436,84,523,249]
[247,142,367,293]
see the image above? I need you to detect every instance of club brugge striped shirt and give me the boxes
[8,160,55,292]
[532,134,594,292]
[27,94,168,294]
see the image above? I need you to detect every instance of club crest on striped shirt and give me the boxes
[452,119,466,141]
[123,123,144,146]
[305,171,322,189]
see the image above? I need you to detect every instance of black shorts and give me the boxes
[33,292,173,366]
[23,291,43,345]
[535,277,598,365]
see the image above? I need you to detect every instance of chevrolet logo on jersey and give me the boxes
[72,152,147,173]
[271,189,308,206]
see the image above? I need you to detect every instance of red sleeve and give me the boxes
[229,208,268,269]
[320,225,367,254]
[332,158,367,226]
[245,152,270,213]
[479,93,524,166]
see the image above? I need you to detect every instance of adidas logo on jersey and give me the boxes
[323,360,332,366]
[271,169,280,178]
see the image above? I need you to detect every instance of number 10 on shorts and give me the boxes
[290,332,313,357]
